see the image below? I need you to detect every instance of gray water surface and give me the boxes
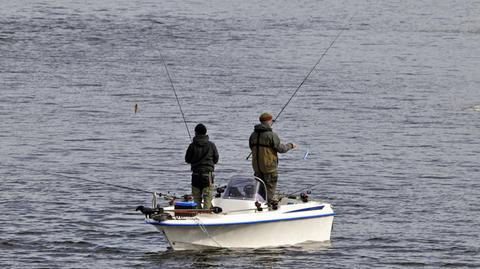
[1,0,479,268]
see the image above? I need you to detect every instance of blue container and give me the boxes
[175,201,197,208]
[174,201,197,217]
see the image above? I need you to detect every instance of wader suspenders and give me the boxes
[254,132,274,174]
[256,132,261,173]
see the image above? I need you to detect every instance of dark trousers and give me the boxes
[254,171,278,203]
[192,172,213,209]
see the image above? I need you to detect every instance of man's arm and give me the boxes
[272,133,294,153]
[185,144,193,163]
[212,142,219,164]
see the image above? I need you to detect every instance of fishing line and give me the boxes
[246,11,358,160]
[273,10,358,123]
[281,183,318,198]
[11,165,154,194]
[158,50,192,141]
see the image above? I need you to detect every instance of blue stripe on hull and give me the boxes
[286,205,325,213]
[149,213,335,227]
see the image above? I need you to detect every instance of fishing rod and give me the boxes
[282,183,316,198]
[246,11,358,160]
[12,165,157,195]
[158,50,192,141]
[273,11,357,123]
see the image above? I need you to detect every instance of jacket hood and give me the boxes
[254,123,272,133]
[193,134,209,146]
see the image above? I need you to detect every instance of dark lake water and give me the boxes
[1,0,479,268]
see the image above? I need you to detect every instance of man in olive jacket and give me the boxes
[249,113,297,204]
[185,123,219,209]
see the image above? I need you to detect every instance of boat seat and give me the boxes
[226,187,243,198]
[244,184,255,198]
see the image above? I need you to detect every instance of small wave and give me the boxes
[93,245,126,254]
[67,83,103,87]
[85,36,105,42]
[64,138,109,142]
[70,148,97,152]
[472,105,480,112]
[0,240,17,248]
[0,31,15,39]
[419,175,455,180]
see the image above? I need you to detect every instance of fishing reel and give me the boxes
[255,201,263,212]
[183,194,194,202]
[268,199,279,211]
[300,192,309,203]
[152,213,173,222]
[215,185,226,198]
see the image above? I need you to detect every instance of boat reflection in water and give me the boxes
[139,176,335,250]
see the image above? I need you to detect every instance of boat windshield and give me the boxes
[223,177,266,202]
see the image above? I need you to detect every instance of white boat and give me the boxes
[139,176,335,250]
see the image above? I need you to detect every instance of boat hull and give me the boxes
[149,206,334,250]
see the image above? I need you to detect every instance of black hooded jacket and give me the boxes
[185,134,219,173]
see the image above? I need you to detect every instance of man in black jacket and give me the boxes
[185,123,219,209]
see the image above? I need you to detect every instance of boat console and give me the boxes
[213,176,268,213]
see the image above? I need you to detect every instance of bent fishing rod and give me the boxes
[246,11,358,160]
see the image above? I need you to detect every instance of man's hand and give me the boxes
[288,143,298,150]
